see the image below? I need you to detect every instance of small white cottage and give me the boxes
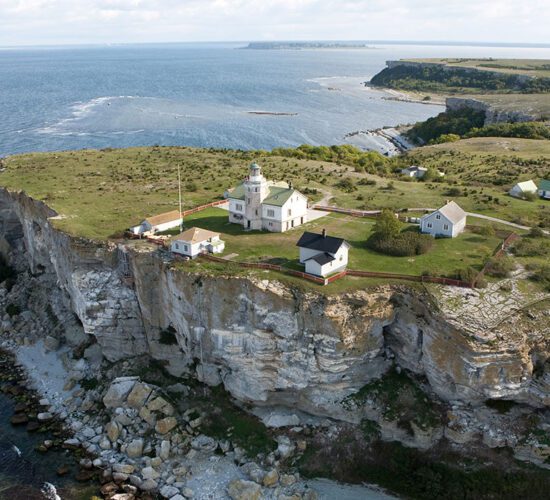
[420,201,466,238]
[130,210,183,236]
[509,180,538,199]
[171,227,225,258]
[296,230,350,277]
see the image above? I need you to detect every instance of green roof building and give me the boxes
[227,163,309,232]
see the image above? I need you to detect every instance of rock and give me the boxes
[26,421,41,432]
[62,438,80,449]
[10,413,28,425]
[99,436,111,450]
[44,335,60,351]
[147,396,174,415]
[227,479,262,500]
[75,469,95,482]
[280,474,297,486]
[38,398,50,407]
[113,472,129,483]
[127,382,153,408]
[191,435,217,452]
[171,495,186,500]
[113,463,135,474]
[156,416,177,434]
[56,464,70,476]
[139,406,157,426]
[263,413,301,428]
[160,439,171,460]
[182,488,194,498]
[141,466,160,480]
[172,465,187,478]
[262,469,279,487]
[166,383,189,396]
[151,456,162,468]
[83,343,103,367]
[111,494,135,500]
[140,479,158,491]
[126,438,144,458]
[276,435,295,459]
[103,377,138,408]
[100,482,119,496]
[160,485,180,498]
[106,420,121,442]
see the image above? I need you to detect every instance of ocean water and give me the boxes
[2,42,550,157]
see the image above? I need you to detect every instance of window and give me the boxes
[288,209,292,217]
[267,209,275,217]
[183,244,189,252]
[339,254,343,261]
[444,224,449,230]
[268,222,273,227]
[255,209,258,216]
[247,198,251,204]
[427,223,433,228]
[436,214,441,220]
[235,203,243,211]
[255,187,258,192]
[175,243,179,249]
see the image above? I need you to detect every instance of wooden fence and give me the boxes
[473,232,520,287]
[181,199,227,217]
[197,253,472,288]
[312,205,381,218]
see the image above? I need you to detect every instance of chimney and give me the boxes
[288,180,292,189]
[322,228,326,238]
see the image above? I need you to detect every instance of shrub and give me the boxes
[185,181,198,192]
[373,209,402,239]
[367,231,434,257]
[445,187,463,197]
[484,256,516,278]
[523,191,538,202]
[511,238,550,257]
[335,178,357,192]
[455,267,483,286]
[473,224,496,237]
[528,227,545,238]
[5,303,21,317]
[530,265,550,291]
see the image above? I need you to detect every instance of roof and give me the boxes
[296,231,347,254]
[513,180,538,192]
[172,227,220,243]
[262,186,296,207]
[227,184,245,200]
[145,210,182,226]
[305,252,335,266]
[402,165,427,172]
[539,179,550,191]
[430,201,466,224]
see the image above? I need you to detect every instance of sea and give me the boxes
[2,42,550,157]
[1,41,550,499]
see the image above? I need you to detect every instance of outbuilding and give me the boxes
[420,201,466,238]
[171,227,225,258]
[130,210,183,236]
[296,230,350,277]
[509,180,538,199]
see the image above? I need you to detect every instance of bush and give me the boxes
[367,231,434,257]
[373,209,402,239]
[530,264,550,290]
[444,187,463,197]
[511,238,550,257]
[335,178,357,192]
[5,303,21,317]
[185,181,198,192]
[528,227,545,238]
[484,256,516,278]
[455,267,484,286]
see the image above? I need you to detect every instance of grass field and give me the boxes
[179,207,501,278]
[1,140,548,240]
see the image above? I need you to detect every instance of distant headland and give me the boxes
[242,42,375,50]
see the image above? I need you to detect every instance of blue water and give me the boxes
[2,43,550,157]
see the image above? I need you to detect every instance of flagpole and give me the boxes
[178,164,183,231]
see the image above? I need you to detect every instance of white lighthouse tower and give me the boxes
[243,163,268,230]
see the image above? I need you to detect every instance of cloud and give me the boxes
[0,0,548,46]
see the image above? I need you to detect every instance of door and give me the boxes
[247,220,251,229]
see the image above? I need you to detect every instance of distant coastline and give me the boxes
[242,42,375,50]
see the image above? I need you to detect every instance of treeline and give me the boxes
[406,109,486,144]
[370,64,550,93]
[270,144,391,174]
[407,108,550,144]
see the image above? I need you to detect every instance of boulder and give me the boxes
[263,413,300,428]
[262,469,279,487]
[147,396,174,415]
[227,479,262,500]
[127,382,153,408]
[44,335,60,351]
[37,412,53,422]
[155,416,177,435]
[105,420,121,443]
[159,439,171,460]
[190,435,217,453]
[139,406,157,426]
[103,377,138,408]
[276,436,295,459]
[160,485,180,498]
[140,479,158,491]
[126,438,144,458]
[141,466,160,480]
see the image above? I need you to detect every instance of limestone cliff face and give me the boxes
[0,188,548,422]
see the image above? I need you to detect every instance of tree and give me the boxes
[373,209,402,239]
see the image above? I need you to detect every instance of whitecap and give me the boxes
[11,444,22,457]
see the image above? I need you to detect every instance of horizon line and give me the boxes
[2,39,550,50]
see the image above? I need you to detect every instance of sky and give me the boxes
[1,0,549,47]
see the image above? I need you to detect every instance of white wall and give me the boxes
[420,212,465,238]
[152,218,183,233]
[171,240,201,257]
[299,247,320,263]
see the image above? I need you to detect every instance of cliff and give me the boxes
[0,187,549,465]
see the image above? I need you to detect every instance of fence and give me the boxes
[198,254,472,288]
[312,205,381,218]
[473,232,520,287]
[181,199,227,217]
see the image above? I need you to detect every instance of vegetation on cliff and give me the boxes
[370,61,550,93]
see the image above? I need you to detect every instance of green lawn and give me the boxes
[182,208,501,278]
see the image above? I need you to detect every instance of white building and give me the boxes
[420,201,467,238]
[401,165,428,178]
[130,210,182,236]
[227,163,308,232]
[509,180,538,199]
[296,230,350,277]
[171,227,225,258]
